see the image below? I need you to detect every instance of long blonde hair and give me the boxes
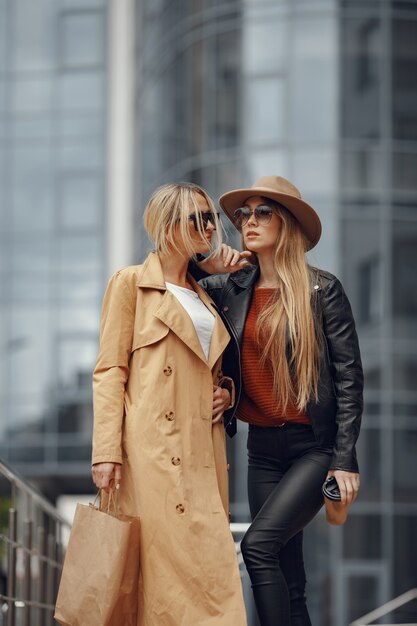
[144,182,222,257]
[255,203,320,411]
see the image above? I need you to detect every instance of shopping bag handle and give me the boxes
[94,489,120,515]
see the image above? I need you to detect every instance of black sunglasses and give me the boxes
[188,212,219,230]
[233,205,274,228]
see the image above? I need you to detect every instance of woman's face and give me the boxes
[174,193,217,256]
[238,196,280,255]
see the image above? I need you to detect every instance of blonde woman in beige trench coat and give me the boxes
[91,182,249,626]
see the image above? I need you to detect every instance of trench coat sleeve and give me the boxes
[322,276,363,472]
[92,270,136,465]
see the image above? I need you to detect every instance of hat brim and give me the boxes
[219,186,322,250]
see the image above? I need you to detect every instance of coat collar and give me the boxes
[137,252,230,368]
[136,251,167,290]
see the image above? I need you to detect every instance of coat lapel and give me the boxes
[153,291,208,363]
[190,276,230,370]
[137,253,229,368]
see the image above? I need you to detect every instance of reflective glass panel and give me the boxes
[394,515,417,601]
[59,175,101,230]
[11,144,53,232]
[60,11,104,68]
[13,0,55,71]
[57,337,97,388]
[355,428,381,501]
[394,429,417,502]
[58,71,104,111]
[343,515,381,559]
[245,77,285,145]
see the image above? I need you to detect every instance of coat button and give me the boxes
[227,463,230,471]
[176,504,185,514]
[165,411,174,421]
[171,457,181,466]
[163,365,172,376]
[223,306,229,312]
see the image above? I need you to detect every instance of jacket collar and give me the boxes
[229,264,259,289]
[228,263,321,293]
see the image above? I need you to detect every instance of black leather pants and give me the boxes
[241,423,332,626]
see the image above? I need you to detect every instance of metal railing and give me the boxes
[0,460,70,626]
[349,588,417,626]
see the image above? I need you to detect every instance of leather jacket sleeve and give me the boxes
[319,275,363,472]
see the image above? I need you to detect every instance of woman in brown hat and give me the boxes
[198,175,363,626]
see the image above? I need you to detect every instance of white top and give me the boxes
[165,282,215,360]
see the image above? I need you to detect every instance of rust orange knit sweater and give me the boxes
[236,288,310,426]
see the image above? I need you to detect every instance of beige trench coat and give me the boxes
[92,252,247,626]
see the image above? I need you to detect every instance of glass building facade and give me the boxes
[0,0,108,496]
[339,1,417,622]
[135,1,417,625]
[134,0,244,252]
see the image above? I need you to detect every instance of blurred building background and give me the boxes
[0,0,110,497]
[1,0,417,625]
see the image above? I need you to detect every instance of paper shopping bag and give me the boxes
[54,499,140,626]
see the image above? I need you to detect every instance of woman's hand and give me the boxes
[92,462,122,493]
[327,469,360,505]
[199,244,252,274]
[212,385,231,423]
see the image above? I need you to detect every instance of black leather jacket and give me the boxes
[200,265,363,473]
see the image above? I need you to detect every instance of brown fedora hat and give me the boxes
[219,175,322,249]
